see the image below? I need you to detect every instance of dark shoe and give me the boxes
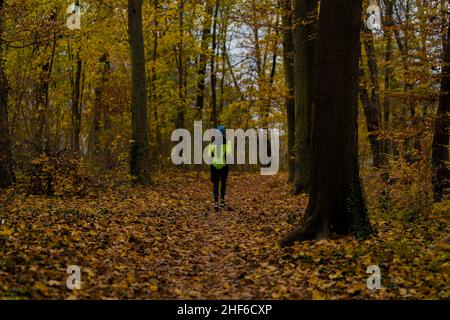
[214,202,220,212]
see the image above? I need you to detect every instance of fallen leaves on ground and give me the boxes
[0,173,448,299]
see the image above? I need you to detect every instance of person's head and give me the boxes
[217,125,226,136]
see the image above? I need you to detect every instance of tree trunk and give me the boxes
[103,104,113,170]
[71,50,82,154]
[383,7,393,157]
[210,0,219,127]
[359,65,382,168]
[292,0,317,194]
[176,0,185,129]
[195,1,213,112]
[281,0,296,182]
[281,0,372,246]
[45,32,57,153]
[360,26,384,167]
[148,0,162,164]
[218,6,230,116]
[69,0,82,154]
[88,53,110,161]
[432,17,450,201]
[0,0,14,188]
[128,0,151,185]
[392,0,418,157]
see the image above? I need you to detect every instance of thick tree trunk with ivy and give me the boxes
[432,17,450,201]
[0,0,14,188]
[281,0,372,246]
[292,0,317,194]
[128,0,151,185]
[281,0,296,182]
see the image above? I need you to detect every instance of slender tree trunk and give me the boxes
[382,0,399,158]
[359,65,382,167]
[31,11,57,154]
[88,54,109,160]
[218,6,229,116]
[281,0,296,182]
[269,20,278,88]
[360,25,383,167]
[0,0,14,188]
[33,57,50,153]
[45,32,57,153]
[432,17,450,201]
[210,0,219,127]
[149,0,162,164]
[69,0,82,154]
[195,1,213,113]
[281,0,372,246]
[128,0,151,185]
[71,50,82,154]
[383,18,393,157]
[176,0,185,129]
[103,105,113,169]
[267,17,279,107]
[392,0,419,157]
[292,0,317,194]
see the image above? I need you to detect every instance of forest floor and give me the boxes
[0,172,448,299]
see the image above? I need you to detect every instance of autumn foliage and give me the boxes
[0,172,448,299]
[0,0,449,300]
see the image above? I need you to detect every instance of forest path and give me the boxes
[2,172,446,299]
[0,173,309,299]
[136,173,310,299]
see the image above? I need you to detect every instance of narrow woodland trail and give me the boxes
[152,174,309,299]
[116,173,310,299]
[0,173,447,299]
[0,173,309,299]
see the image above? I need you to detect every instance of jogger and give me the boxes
[209,125,232,211]
[211,164,229,205]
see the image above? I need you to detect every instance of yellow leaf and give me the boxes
[174,288,182,295]
[0,227,13,237]
[312,289,325,300]
[271,292,281,299]
[150,284,158,292]
[347,283,366,295]
[33,281,48,294]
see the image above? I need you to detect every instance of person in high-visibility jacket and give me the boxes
[208,126,232,211]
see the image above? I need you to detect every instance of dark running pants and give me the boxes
[211,165,229,203]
